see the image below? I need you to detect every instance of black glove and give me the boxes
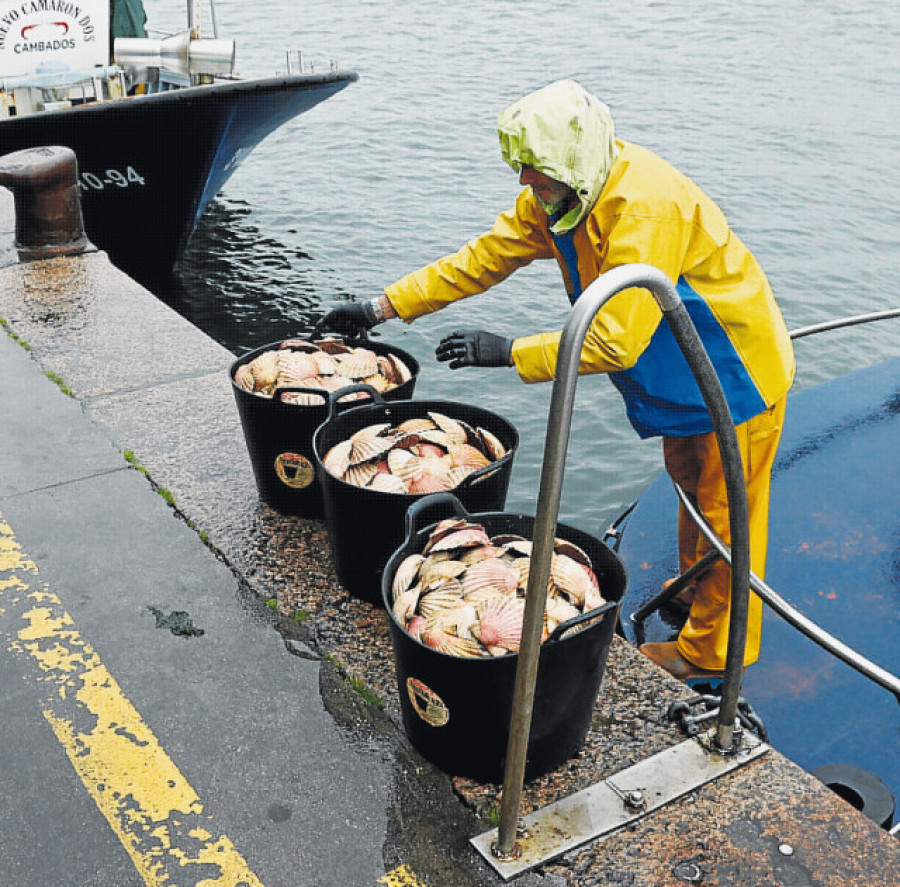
[435,329,514,369]
[313,301,378,338]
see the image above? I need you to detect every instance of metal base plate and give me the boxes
[470,730,768,881]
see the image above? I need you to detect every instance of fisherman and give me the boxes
[315,79,795,681]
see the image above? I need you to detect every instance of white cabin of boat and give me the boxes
[0,0,234,118]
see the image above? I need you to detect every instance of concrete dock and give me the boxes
[1,189,898,886]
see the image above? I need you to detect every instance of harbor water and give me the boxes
[149,0,900,536]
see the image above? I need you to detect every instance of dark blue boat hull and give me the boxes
[0,71,357,279]
[616,356,900,802]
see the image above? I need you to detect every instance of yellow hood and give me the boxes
[497,80,618,234]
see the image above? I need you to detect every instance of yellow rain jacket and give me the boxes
[385,80,795,439]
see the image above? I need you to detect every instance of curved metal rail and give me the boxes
[631,307,900,702]
[495,264,752,857]
[671,484,900,701]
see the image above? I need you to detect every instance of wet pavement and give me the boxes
[2,189,899,886]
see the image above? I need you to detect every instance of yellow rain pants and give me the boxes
[663,395,787,670]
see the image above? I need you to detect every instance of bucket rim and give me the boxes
[228,336,421,398]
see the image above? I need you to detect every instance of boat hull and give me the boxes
[615,356,900,803]
[0,71,357,279]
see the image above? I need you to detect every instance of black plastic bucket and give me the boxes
[312,392,519,604]
[381,493,626,782]
[230,337,419,517]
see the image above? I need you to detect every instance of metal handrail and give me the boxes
[789,307,900,340]
[494,264,752,857]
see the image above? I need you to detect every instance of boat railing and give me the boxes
[630,307,900,703]
[0,65,129,114]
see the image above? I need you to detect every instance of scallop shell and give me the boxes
[461,558,520,598]
[391,553,424,600]
[233,363,256,392]
[584,585,607,613]
[420,624,484,658]
[386,448,421,483]
[428,412,468,446]
[473,596,526,652]
[277,350,319,383]
[349,423,395,464]
[392,587,421,625]
[553,538,593,568]
[415,429,452,449]
[550,553,592,607]
[248,350,280,392]
[322,439,352,478]
[343,461,379,488]
[278,339,319,353]
[361,373,391,393]
[315,337,352,355]
[407,471,454,495]
[446,466,476,489]
[313,350,339,375]
[385,354,412,385]
[396,417,437,435]
[448,443,491,471]
[368,473,407,494]
[280,390,328,406]
[415,443,449,461]
[440,602,479,640]
[426,526,493,554]
[476,427,507,460]
[419,558,468,586]
[377,355,412,387]
[335,348,379,379]
[458,543,503,566]
[418,582,465,619]
[500,539,533,558]
[406,614,426,641]
[546,595,581,632]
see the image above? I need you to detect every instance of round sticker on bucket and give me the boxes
[274,452,315,489]
[407,677,450,727]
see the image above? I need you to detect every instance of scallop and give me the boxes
[461,558,519,598]
[476,427,507,460]
[348,423,395,464]
[322,439,352,478]
[550,553,593,607]
[428,412,468,446]
[473,596,526,652]
[335,348,379,379]
[368,473,407,494]
[233,363,255,392]
[420,625,484,658]
[391,553,424,601]
[448,443,492,471]
[343,461,379,488]
[425,526,493,555]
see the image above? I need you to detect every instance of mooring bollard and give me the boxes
[0,145,91,261]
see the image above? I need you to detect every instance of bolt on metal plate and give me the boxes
[470,730,768,881]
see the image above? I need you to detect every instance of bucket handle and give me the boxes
[403,492,473,542]
[323,383,384,422]
[545,598,617,644]
[271,385,331,405]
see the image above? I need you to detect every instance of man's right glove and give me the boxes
[313,301,378,338]
[435,329,514,369]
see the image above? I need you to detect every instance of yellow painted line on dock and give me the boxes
[377,864,428,886]
[0,514,264,886]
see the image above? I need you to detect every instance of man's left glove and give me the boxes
[435,329,514,369]
[313,301,378,338]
